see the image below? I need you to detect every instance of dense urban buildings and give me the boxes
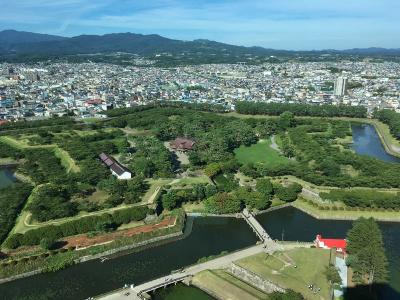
[0,60,399,122]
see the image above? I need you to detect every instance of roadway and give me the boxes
[96,244,265,300]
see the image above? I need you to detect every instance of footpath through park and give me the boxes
[96,208,280,300]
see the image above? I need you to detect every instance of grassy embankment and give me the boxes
[0,136,80,173]
[193,269,268,300]
[10,175,210,235]
[292,198,400,222]
[236,248,331,300]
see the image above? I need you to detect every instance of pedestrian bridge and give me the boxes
[96,209,280,300]
[97,244,265,300]
[242,208,270,242]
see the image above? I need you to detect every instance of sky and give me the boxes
[1,0,399,50]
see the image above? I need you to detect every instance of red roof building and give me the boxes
[85,99,103,106]
[315,234,347,254]
[0,120,8,126]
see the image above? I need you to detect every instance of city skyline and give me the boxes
[1,0,400,50]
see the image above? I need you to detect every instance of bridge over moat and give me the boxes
[96,208,280,300]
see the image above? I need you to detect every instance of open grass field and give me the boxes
[236,248,331,300]
[293,198,400,222]
[234,139,290,167]
[192,270,267,300]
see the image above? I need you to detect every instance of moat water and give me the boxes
[0,168,15,188]
[1,124,400,299]
[1,208,399,299]
[351,123,400,162]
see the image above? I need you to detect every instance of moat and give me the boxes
[1,123,400,299]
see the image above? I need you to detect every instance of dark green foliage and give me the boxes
[279,111,296,130]
[98,175,148,207]
[374,109,400,140]
[0,183,33,243]
[213,173,239,192]
[235,187,271,210]
[111,107,258,166]
[321,190,400,209]
[256,178,274,197]
[235,102,367,118]
[18,148,67,184]
[268,290,304,300]
[5,206,149,248]
[129,136,174,178]
[204,192,243,214]
[0,117,75,132]
[0,141,23,159]
[346,218,388,284]
[27,184,77,222]
[325,265,342,288]
[275,183,302,202]
[40,237,56,250]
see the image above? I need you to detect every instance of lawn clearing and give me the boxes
[192,270,265,300]
[234,139,290,167]
[236,248,331,300]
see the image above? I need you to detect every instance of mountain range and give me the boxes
[0,29,399,57]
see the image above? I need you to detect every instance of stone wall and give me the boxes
[77,231,183,263]
[228,263,285,294]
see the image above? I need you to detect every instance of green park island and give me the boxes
[0,101,399,300]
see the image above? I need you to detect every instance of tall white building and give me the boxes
[334,76,348,97]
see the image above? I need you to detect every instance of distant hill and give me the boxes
[0,30,399,58]
[0,30,66,50]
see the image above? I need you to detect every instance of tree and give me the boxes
[275,183,302,202]
[204,192,243,214]
[40,237,56,250]
[204,163,222,178]
[256,178,274,197]
[346,218,388,285]
[279,111,296,130]
[325,265,342,289]
[161,191,179,210]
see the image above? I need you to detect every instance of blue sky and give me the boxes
[1,0,399,50]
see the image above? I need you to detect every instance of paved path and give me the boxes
[96,209,281,300]
[270,135,282,154]
[96,244,265,300]
[242,208,270,242]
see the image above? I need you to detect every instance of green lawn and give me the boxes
[234,139,290,167]
[193,270,266,300]
[236,248,331,300]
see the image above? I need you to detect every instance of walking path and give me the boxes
[96,244,265,300]
[270,135,282,154]
[95,208,281,300]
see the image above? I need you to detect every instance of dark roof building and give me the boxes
[99,153,132,179]
[170,138,195,151]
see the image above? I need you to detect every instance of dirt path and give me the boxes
[270,135,282,154]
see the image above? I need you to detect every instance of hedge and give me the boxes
[4,206,149,249]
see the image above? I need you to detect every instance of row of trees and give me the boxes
[346,218,388,287]
[160,183,218,210]
[374,109,400,140]
[235,102,367,118]
[203,179,302,214]
[4,206,150,249]
[0,117,75,132]
[0,183,33,244]
[104,101,227,118]
[321,190,400,209]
